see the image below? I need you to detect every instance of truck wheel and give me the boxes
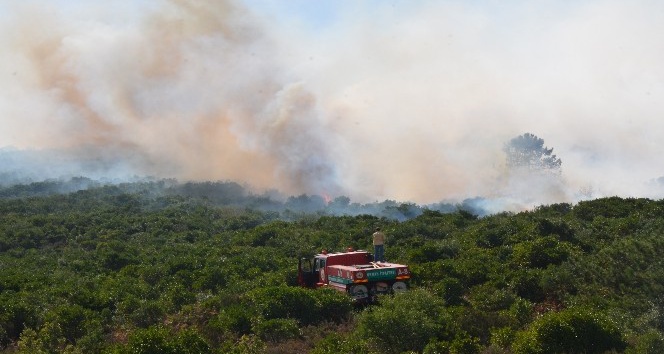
[392,281,408,292]
[349,285,369,299]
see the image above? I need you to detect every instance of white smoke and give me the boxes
[1,0,664,210]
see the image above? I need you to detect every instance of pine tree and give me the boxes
[504,133,562,174]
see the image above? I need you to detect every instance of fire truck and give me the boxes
[297,249,410,301]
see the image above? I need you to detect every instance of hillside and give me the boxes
[0,181,663,353]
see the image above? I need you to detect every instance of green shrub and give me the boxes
[220,334,267,354]
[466,284,516,311]
[124,326,211,354]
[511,236,571,268]
[626,330,664,354]
[450,334,481,354]
[512,308,626,354]
[247,285,351,326]
[311,332,370,354]
[424,340,450,354]
[172,329,211,354]
[45,304,89,344]
[130,301,165,328]
[212,304,254,335]
[433,276,464,306]
[312,287,353,323]
[16,328,48,354]
[505,298,533,326]
[248,286,316,323]
[357,290,451,354]
[490,327,515,349]
[125,326,174,354]
[253,318,300,342]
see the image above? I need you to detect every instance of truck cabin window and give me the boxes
[314,258,325,271]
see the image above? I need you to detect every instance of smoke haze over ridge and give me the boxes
[2,0,664,210]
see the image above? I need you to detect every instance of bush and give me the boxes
[253,318,300,342]
[311,332,370,354]
[466,284,516,312]
[511,236,571,268]
[312,288,353,323]
[212,304,253,335]
[125,326,174,354]
[433,276,464,306]
[248,286,315,322]
[16,328,48,354]
[449,334,481,354]
[130,301,165,328]
[626,330,664,354]
[124,326,211,354]
[357,290,451,354]
[504,298,533,327]
[490,327,515,348]
[423,339,450,354]
[247,285,351,326]
[172,329,211,354]
[512,308,626,354]
[45,304,89,344]
[220,334,267,354]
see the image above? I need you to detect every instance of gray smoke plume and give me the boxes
[1,0,342,197]
[2,0,664,211]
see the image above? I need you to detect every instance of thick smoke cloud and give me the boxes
[1,0,341,197]
[2,0,664,210]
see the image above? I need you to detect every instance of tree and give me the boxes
[504,133,562,174]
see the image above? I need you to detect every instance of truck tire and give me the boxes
[349,285,369,300]
[392,281,408,292]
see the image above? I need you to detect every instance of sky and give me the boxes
[1,0,664,210]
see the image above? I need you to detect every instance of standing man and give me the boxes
[372,227,386,262]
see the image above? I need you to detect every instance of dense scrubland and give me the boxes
[1,180,663,353]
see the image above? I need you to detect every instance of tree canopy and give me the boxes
[504,133,562,174]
